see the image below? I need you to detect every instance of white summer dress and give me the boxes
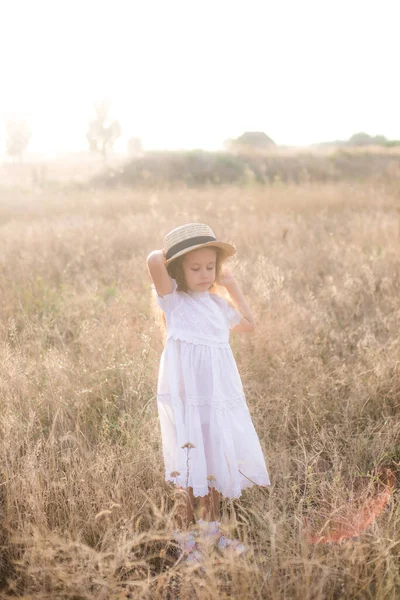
[152,276,271,498]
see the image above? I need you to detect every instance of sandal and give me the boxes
[196,520,246,556]
[217,535,246,555]
[173,529,197,554]
[185,545,204,564]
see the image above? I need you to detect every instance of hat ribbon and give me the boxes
[166,235,217,260]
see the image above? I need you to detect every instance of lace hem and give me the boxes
[166,474,271,499]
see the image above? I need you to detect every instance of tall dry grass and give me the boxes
[0,178,399,598]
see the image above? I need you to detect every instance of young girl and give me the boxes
[147,223,270,556]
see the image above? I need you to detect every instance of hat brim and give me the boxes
[165,241,236,265]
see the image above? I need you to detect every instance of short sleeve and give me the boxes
[214,295,242,329]
[151,277,181,313]
[225,301,242,329]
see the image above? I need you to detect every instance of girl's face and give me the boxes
[182,247,217,292]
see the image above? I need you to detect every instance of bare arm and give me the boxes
[146,250,174,296]
[217,268,255,333]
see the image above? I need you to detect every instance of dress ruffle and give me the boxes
[166,475,271,499]
[157,387,271,498]
[167,330,231,348]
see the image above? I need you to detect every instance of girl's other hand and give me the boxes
[217,266,235,287]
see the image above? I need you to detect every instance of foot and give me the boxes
[185,546,203,565]
[173,529,197,554]
[195,520,246,555]
[196,519,221,539]
[217,535,246,555]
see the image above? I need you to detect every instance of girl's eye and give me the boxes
[191,268,200,272]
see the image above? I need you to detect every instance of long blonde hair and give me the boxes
[152,248,228,342]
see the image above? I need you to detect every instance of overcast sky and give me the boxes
[1,0,399,154]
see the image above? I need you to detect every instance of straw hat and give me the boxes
[163,223,236,265]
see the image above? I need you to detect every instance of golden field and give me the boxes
[0,160,400,598]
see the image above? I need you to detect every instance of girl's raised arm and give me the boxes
[217,267,256,333]
[146,250,174,297]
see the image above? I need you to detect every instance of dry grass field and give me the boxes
[0,161,400,598]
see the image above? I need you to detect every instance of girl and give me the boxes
[147,223,270,557]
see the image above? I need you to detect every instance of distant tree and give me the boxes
[5,118,32,161]
[127,136,143,156]
[385,139,400,147]
[87,100,121,158]
[348,132,372,146]
[348,132,388,147]
[372,135,388,146]
[226,131,276,152]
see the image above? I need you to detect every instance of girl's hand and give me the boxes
[217,266,236,288]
